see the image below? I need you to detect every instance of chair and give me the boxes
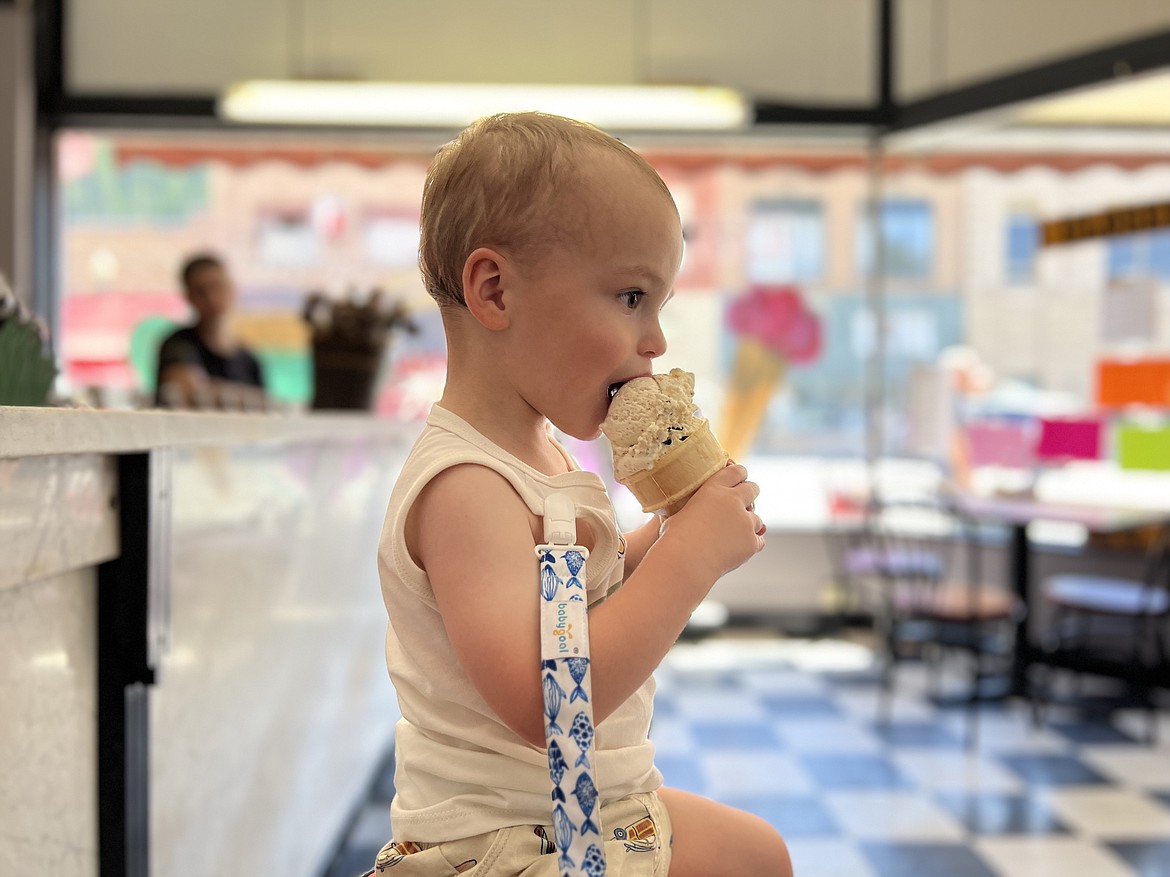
[830,495,947,620]
[857,497,1024,747]
[1036,523,1170,739]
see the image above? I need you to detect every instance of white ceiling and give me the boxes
[68,0,1170,107]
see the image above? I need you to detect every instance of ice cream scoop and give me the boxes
[601,368,730,513]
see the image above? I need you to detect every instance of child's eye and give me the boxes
[619,290,645,309]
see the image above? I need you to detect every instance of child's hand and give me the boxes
[659,463,764,581]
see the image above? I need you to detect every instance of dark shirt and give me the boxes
[155,326,264,405]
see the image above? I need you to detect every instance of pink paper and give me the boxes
[1035,417,1103,462]
[965,421,1036,468]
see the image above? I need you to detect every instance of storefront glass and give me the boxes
[54,130,1170,528]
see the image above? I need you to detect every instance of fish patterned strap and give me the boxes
[538,493,606,877]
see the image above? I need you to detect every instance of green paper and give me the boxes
[1117,422,1170,471]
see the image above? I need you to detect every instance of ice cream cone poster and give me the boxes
[720,284,823,459]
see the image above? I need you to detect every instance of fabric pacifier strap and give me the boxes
[537,492,606,877]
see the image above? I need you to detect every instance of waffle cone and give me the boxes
[620,420,730,513]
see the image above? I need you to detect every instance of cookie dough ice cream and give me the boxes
[601,368,729,513]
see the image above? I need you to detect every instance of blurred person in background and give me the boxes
[155,253,266,409]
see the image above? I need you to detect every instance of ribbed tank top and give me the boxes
[378,405,660,842]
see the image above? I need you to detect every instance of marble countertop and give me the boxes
[0,406,419,458]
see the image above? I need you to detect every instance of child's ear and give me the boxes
[462,247,510,330]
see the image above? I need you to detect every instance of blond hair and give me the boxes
[419,112,673,309]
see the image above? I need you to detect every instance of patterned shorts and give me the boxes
[373,791,672,876]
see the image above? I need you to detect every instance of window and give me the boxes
[363,212,421,267]
[1005,213,1038,284]
[63,142,208,225]
[745,199,825,283]
[856,199,934,281]
[1107,229,1170,282]
[256,209,319,267]
[1152,231,1170,280]
[1108,234,1142,279]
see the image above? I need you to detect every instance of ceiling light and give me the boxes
[1012,69,1170,127]
[218,81,751,131]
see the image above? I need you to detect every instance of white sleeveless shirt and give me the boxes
[378,405,660,842]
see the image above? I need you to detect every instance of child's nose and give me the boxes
[640,319,667,359]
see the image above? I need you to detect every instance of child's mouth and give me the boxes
[607,382,625,403]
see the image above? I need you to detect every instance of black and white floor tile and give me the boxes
[325,635,1170,877]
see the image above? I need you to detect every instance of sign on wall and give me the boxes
[1042,202,1170,245]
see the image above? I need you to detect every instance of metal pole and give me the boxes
[865,0,893,473]
[865,136,887,472]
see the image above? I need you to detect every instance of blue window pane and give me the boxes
[856,200,934,280]
[746,199,825,283]
[1107,231,1170,281]
[1108,235,1142,279]
[1006,214,1037,283]
[1149,229,1170,281]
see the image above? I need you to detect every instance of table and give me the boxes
[950,492,1170,697]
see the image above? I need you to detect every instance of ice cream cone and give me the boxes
[621,420,730,513]
[718,337,786,460]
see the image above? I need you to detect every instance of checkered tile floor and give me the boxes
[324,635,1170,877]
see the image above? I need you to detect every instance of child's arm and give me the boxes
[587,464,762,722]
[411,464,547,745]
[619,516,663,576]
[413,463,762,748]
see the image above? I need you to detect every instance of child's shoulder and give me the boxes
[402,409,502,471]
[392,412,522,506]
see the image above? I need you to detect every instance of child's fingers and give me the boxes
[736,480,761,508]
[709,463,748,487]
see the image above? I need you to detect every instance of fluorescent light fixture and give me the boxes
[219,81,751,131]
[1013,70,1170,127]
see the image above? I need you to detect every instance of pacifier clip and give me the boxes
[538,492,606,877]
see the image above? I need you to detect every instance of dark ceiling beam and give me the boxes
[891,27,1170,132]
[877,0,894,125]
[48,94,218,122]
[752,103,882,126]
[33,0,63,118]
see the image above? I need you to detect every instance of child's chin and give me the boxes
[559,420,603,443]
